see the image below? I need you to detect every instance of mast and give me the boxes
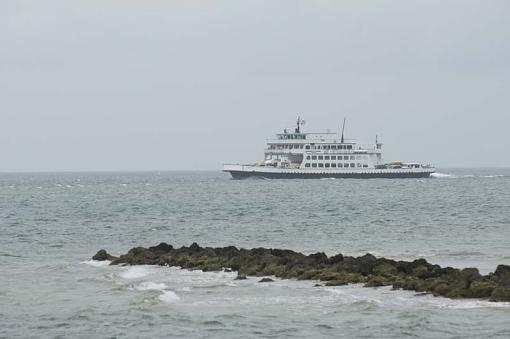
[341,118,346,143]
[295,116,305,133]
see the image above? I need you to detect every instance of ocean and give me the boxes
[1,169,509,338]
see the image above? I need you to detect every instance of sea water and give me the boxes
[1,169,509,338]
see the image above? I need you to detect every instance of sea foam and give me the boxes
[81,260,111,267]
[159,290,180,303]
[119,266,151,279]
[135,281,168,291]
[430,172,454,178]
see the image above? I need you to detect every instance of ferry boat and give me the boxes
[223,118,435,179]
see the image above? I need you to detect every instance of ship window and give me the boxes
[350,163,355,168]
[318,156,323,160]
[331,163,336,168]
[312,163,317,168]
[357,163,362,167]
[300,145,303,149]
[318,163,324,168]
[312,156,317,160]
[331,156,336,160]
[306,156,310,160]
[325,163,330,168]
[344,156,349,160]
[350,156,355,160]
[325,156,330,160]
[305,163,311,168]
[363,164,368,168]
[331,145,336,149]
[347,145,352,149]
[317,146,321,149]
[305,145,310,149]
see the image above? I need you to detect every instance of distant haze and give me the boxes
[1,1,509,171]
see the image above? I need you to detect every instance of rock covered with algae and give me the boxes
[92,243,510,302]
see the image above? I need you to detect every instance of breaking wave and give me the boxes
[119,266,152,279]
[430,172,455,178]
[80,260,111,267]
[158,290,180,303]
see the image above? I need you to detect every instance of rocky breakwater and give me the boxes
[93,243,510,301]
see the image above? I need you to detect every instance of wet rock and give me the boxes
[309,252,328,263]
[94,243,510,302]
[92,249,117,261]
[412,265,432,279]
[259,278,274,283]
[189,242,201,252]
[490,287,510,301]
[493,265,510,287]
[373,262,398,277]
[365,275,392,287]
[459,268,482,288]
[328,253,344,264]
[148,242,173,253]
[324,273,365,286]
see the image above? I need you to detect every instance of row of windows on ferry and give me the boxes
[268,144,353,150]
[306,155,367,160]
[304,163,369,168]
[278,134,306,140]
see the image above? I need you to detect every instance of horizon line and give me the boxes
[1,166,510,174]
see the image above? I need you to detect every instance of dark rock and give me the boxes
[373,262,398,277]
[459,268,482,288]
[259,278,274,283]
[235,274,247,280]
[412,265,432,279]
[328,253,344,264]
[365,275,392,287]
[148,242,173,253]
[309,252,328,263]
[490,287,510,301]
[189,242,201,252]
[92,249,117,261]
[493,265,510,287]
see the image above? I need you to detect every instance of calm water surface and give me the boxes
[1,169,509,338]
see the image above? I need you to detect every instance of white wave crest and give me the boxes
[430,172,455,178]
[159,290,180,303]
[80,260,111,267]
[135,281,168,291]
[119,266,151,279]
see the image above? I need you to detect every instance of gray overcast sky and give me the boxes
[1,0,509,171]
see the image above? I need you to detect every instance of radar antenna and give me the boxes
[295,116,305,133]
[341,118,346,143]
